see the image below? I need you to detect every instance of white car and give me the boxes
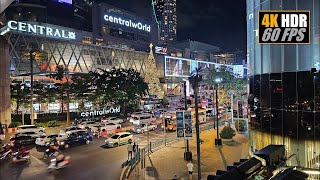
[101,117,124,124]
[35,133,59,146]
[59,126,82,136]
[77,121,98,129]
[16,131,45,138]
[104,132,133,147]
[16,125,45,133]
[98,123,121,131]
[132,122,157,134]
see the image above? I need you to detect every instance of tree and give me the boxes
[10,80,30,114]
[48,65,71,125]
[144,43,164,99]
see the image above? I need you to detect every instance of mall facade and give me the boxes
[247,0,320,173]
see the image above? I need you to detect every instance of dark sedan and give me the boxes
[58,131,93,149]
[10,135,36,145]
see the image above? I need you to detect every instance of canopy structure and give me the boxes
[0,0,14,14]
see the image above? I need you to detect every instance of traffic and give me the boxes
[0,104,226,180]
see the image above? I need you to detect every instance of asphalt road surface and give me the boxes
[0,117,220,180]
[0,127,174,180]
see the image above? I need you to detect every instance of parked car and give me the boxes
[101,117,124,124]
[35,133,59,146]
[77,121,98,129]
[132,122,157,134]
[58,131,93,149]
[16,125,45,133]
[15,131,45,138]
[10,135,36,145]
[104,132,133,147]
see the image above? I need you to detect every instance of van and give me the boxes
[16,125,45,133]
[131,113,156,125]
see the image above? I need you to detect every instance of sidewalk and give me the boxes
[128,127,249,180]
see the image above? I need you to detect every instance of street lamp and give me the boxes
[214,78,222,146]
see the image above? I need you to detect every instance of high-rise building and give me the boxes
[153,0,177,45]
[247,0,320,174]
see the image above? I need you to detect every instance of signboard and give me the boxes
[165,56,191,77]
[155,46,167,54]
[184,111,192,139]
[258,11,310,44]
[104,15,151,32]
[176,111,185,139]
[80,106,121,117]
[6,20,76,40]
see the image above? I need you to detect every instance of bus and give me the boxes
[191,108,207,124]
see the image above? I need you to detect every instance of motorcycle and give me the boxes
[43,148,59,159]
[0,149,12,160]
[12,151,30,163]
[47,156,70,171]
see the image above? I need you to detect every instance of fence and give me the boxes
[126,123,215,176]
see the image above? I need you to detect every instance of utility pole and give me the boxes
[189,68,202,180]
[29,51,34,125]
[214,84,222,145]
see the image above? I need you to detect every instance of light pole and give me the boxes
[189,68,202,180]
[183,80,192,161]
[214,78,222,146]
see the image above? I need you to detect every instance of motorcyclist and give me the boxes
[18,146,28,159]
[48,137,59,153]
[55,153,65,167]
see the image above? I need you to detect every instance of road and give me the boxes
[0,123,176,180]
[0,116,223,180]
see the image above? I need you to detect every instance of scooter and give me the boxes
[43,148,60,159]
[0,149,12,160]
[47,156,70,171]
[12,151,30,163]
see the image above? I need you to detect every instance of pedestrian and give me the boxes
[97,127,101,138]
[127,142,133,160]
[187,161,194,180]
[101,129,107,137]
[133,142,136,155]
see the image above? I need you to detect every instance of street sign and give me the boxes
[176,111,184,139]
[184,111,192,139]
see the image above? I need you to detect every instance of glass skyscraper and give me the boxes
[247,0,320,175]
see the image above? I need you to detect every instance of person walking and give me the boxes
[97,127,101,138]
[187,161,194,180]
[127,142,133,160]
[132,142,136,155]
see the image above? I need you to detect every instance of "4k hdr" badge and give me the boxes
[258,11,310,44]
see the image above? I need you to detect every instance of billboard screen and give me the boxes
[165,56,191,77]
[52,0,72,5]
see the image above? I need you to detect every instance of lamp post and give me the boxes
[214,78,222,146]
[189,68,202,180]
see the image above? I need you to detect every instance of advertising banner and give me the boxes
[176,111,185,139]
[184,111,192,139]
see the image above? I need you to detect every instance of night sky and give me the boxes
[101,0,246,52]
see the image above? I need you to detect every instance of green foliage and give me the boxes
[219,126,236,139]
[9,121,22,128]
[34,122,47,128]
[235,119,247,132]
[47,120,58,127]
[162,97,169,106]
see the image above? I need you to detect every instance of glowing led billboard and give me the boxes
[52,0,72,5]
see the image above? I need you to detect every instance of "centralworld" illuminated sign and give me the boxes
[104,15,151,32]
[6,20,76,40]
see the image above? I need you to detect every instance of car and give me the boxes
[97,123,121,131]
[16,125,45,133]
[104,132,133,147]
[10,135,36,145]
[101,117,124,124]
[127,111,149,122]
[35,133,59,146]
[58,131,93,149]
[15,131,45,138]
[59,126,82,136]
[77,121,98,129]
[132,122,157,134]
